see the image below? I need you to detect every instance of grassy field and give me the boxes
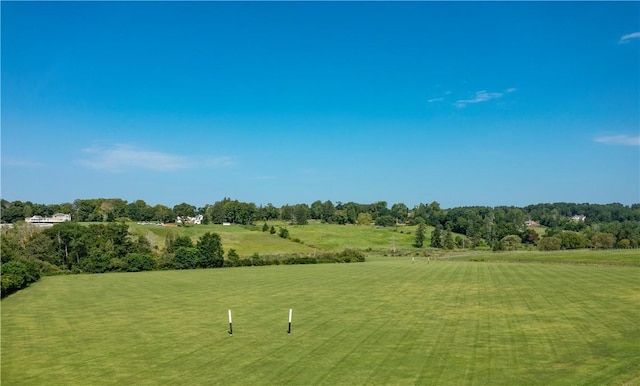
[446,249,640,266]
[2,252,638,385]
[128,221,428,256]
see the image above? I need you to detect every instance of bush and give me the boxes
[538,236,562,251]
[173,247,202,270]
[124,253,157,272]
[1,260,41,297]
[375,215,396,227]
[337,248,365,262]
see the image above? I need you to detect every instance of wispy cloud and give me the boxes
[619,32,640,44]
[78,144,234,172]
[427,97,444,103]
[594,135,640,146]
[454,88,515,108]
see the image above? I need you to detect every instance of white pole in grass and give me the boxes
[228,309,233,336]
[287,309,292,335]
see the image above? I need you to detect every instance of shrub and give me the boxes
[1,260,40,297]
[173,247,202,270]
[538,236,562,251]
[124,253,157,272]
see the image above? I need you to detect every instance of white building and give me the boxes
[25,213,72,223]
[176,215,204,225]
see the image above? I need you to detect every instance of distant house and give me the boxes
[525,220,540,227]
[571,215,586,222]
[176,215,204,225]
[25,213,71,223]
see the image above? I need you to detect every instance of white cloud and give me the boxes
[454,88,516,108]
[619,32,640,44]
[594,135,640,146]
[455,90,502,108]
[427,97,444,103]
[78,144,234,172]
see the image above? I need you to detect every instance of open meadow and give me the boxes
[127,221,424,256]
[2,251,638,385]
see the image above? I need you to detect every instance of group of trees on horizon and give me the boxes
[3,197,639,225]
[3,198,639,248]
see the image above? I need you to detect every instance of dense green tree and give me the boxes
[279,227,290,239]
[172,235,194,250]
[414,223,426,248]
[173,247,202,270]
[74,199,102,222]
[376,215,396,227]
[153,204,174,223]
[1,199,26,223]
[591,233,616,249]
[356,212,373,226]
[292,204,309,225]
[196,232,224,268]
[443,228,455,250]
[1,260,40,297]
[522,228,539,244]
[331,210,348,225]
[256,203,280,221]
[173,202,196,219]
[227,248,240,263]
[431,225,443,248]
[557,231,588,249]
[538,236,562,251]
[500,235,522,251]
[310,200,324,220]
[321,200,336,222]
[25,232,57,266]
[369,201,390,220]
[390,203,409,223]
[123,253,156,272]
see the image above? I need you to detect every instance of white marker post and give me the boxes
[228,309,233,336]
[287,309,293,335]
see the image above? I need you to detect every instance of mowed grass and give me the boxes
[447,249,640,266]
[2,257,639,385]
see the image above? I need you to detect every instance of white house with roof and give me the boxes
[176,215,204,225]
[25,213,72,223]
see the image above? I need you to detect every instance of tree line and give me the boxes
[3,198,639,244]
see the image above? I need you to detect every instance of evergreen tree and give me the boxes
[414,223,426,248]
[431,225,443,248]
[443,227,455,250]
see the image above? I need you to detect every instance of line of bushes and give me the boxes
[223,248,366,267]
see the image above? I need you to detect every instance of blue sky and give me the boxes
[2,1,639,208]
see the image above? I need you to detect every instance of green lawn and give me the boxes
[446,249,640,266]
[2,254,638,385]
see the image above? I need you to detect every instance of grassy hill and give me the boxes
[128,221,431,256]
[2,252,638,385]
